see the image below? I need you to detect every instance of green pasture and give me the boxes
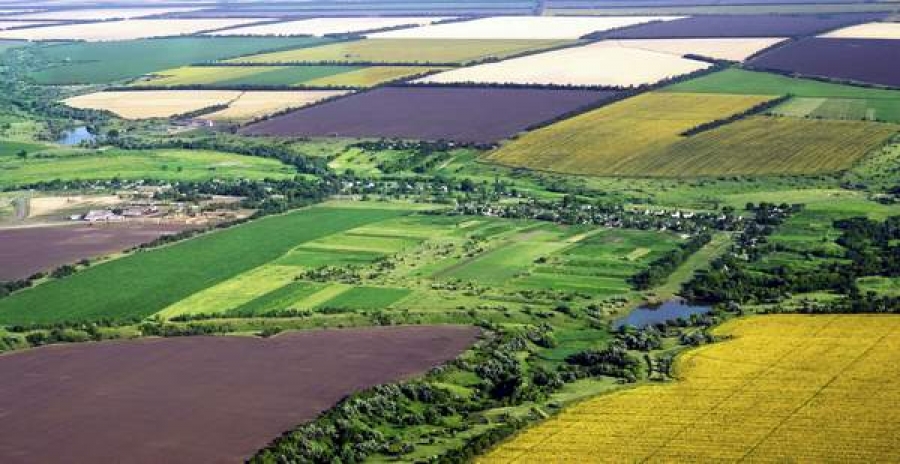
[28,37,333,84]
[0,148,296,188]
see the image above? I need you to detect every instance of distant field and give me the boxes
[605,13,885,38]
[64,90,242,119]
[144,65,438,88]
[488,92,772,176]
[821,21,900,39]
[481,315,900,463]
[227,38,571,64]
[607,37,785,61]
[29,37,332,84]
[368,15,680,39]
[10,7,201,20]
[0,139,48,155]
[627,116,899,176]
[664,68,900,123]
[208,16,448,36]
[748,38,900,88]
[0,39,26,53]
[417,41,710,87]
[0,148,297,188]
[240,86,618,143]
[0,20,49,30]
[0,206,408,324]
[0,18,260,41]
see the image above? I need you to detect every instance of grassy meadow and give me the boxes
[0,148,297,188]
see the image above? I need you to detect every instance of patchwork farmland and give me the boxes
[416,41,711,87]
[748,38,900,88]
[240,86,618,143]
[481,315,900,463]
[5,3,900,464]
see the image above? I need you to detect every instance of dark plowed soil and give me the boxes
[0,326,479,464]
[749,38,900,88]
[240,86,619,143]
[605,13,885,38]
[0,224,189,281]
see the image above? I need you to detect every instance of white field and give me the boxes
[208,17,451,37]
[0,18,260,41]
[63,90,241,119]
[10,7,203,20]
[368,15,682,39]
[206,90,351,120]
[608,38,786,61]
[820,22,900,39]
[416,41,710,87]
[0,21,50,30]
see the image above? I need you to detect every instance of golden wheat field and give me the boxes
[480,315,900,463]
[487,92,773,176]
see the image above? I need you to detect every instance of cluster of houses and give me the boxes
[72,205,160,223]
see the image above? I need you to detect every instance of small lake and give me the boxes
[57,126,96,146]
[613,299,711,330]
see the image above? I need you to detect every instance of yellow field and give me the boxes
[206,90,350,120]
[822,22,900,39]
[488,92,773,176]
[207,17,448,37]
[226,38,570,64]
[481,315,900,463]
[635,116,900,176]
[304,66,443,87]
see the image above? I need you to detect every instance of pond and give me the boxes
[613,299,711,330]
[57,126,96,145]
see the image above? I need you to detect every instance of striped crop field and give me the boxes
[480,315,900,463]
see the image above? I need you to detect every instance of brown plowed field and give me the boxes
[0,224,190,281]
[0,326,479,463]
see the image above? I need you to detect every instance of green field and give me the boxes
[28,37,333,84]
[0,139,49,156]
[0,148,296,188]
[665,68,900,123]
[0,206,408,324]
[227,38,570,65]
[143,65,440,88]
[0,40,27,53]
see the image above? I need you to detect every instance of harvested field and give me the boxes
[821,21,900,39]
[10,7,202,20]
[63,90,242,119]
[487,92,774,176]
[0,224,191,281]
[208,17,450,36]
[0,326,479,464]
[480,315,900,463]
[143,65,437,88]
[0,20,49,30]
[239,87,619,143]
[416,41,710,87]
[606,13,886,38]
[205,90,351,120]
[607,37,786,61]
[227,38,570,65]
[622,116,900,176]
[0,18,261,41]
[368,15,681,39]
[29,37,332,84]
[748,38,900,88]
